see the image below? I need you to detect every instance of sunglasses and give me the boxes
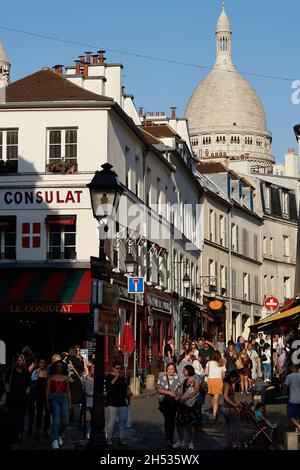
[114,366,121,370]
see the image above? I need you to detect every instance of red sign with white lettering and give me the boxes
[264,296,279,311]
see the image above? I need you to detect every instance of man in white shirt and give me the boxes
[284,364,300,434]
[246,342,259,381]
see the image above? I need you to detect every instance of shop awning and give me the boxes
[0,268,91,314]
[45,215,76,225]
[250,304,300,331]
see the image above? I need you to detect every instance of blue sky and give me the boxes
[1,0,299,162]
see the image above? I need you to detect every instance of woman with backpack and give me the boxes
[157,362,181,449]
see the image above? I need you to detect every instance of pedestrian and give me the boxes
[27,358,49,440]
[205,350,226,421]
[163,337,175,368]
[84,364,94,439]
[235,336,245,354]
[63,347,84,423]
[198,339,215,369]
[177,351,192,382]
[246,342,259,382]
[105,361,129,446]
[238,349,252,394]
[157,362,181,448]
[46,360,72,449]
[284,363,300,434]
[224,341,238,388]
[190,340,199,358]
[173,365,201,450]
[261,343,272,383]
[73,345,89,378]
[222,370,241,449]
[4,353,31,449]
[181,340,191,355]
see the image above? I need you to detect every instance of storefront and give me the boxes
[0,268,91,362]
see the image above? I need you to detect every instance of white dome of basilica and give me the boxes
[185,3,274,167]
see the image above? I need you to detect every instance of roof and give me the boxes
[140,124,178,138]
[5,68,112,103]
[197,161,228,174]
[139,128,162,145]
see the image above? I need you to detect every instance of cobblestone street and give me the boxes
[22,386,298,451]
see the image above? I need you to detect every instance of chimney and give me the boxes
[74,60,81,75]
[78,55,85,64]
[83,63,89,77]
[85,52,92,64]
[98,50,106,65]
[138,107,143,116]
[92,54,98,64]
[122,86,125,96]
[161,112,165,116]
[150,112,154,116]
[170,107,177,118]
[156,112,159,116]
[53,64,63,75]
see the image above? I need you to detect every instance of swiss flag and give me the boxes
[22,223,41,248]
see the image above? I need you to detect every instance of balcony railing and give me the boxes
[47,251,77,261]
[0,160,18,174]
[0,249,16,260]
[46,160,78,174]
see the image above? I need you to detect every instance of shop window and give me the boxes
[47,216,76,260]
[0,216,16,259]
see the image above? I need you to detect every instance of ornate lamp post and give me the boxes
[87,163,123,448]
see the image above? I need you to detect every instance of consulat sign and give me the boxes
[0,188,90,209]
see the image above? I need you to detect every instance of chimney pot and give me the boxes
[161,112,165,116]
[122,86,125,95]
[85,52,92,64]
[74,60,81,75]
[92,54,98,64]
[288,147,296,154]
[138,107,143,116]
[156,112,159,116]
[78,55,85,64]
[150,112,153,116]
[83,63,89,77]
[170,107,177,118]
[98,50,106,64]
[53,64,63,75]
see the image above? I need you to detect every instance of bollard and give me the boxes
[145,374,155,390]
[284,432,298,450]
[130,377,140,396]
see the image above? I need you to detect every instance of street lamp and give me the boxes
[183,272,191,290]
[125,253,138,276]
[87,163,123,448]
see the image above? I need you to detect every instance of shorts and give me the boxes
[287,402,300,419]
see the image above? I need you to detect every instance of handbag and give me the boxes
[181,379,198,408]
[158,376,177,413]
[236,358,243,370]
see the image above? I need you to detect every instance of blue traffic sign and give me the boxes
[128,276,144,294]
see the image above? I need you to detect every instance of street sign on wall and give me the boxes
[264,296,279,312]
[128,276,144,294]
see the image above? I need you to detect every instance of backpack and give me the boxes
[196,376,208,405]
[262,354,267,362]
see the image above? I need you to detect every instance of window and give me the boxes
[283,236,290,260]
[263,236,267,257]
[254,234,258,260]
[209,209,214,242]
[242,228,248,257]
[265,185,271,212]
[48,128,77,164]
[284,277,291,300]
[220,215,226,246]
[135,156,140,197]
[47,218,76,260]
[282,192,289,216]
[243,273,250,301]
[270,238,274,258]
[232,269,237,298]
[254,275,259,304]
[125,146,130,189]
[250,190,254,211]
[146,167,151,206]
[264,275,268,298]
[0,129,18,173]
[0,216,16,260]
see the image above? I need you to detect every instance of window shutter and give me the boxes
[232,269,236,298]
[289,193,298,221]
[254,234,258,260]
[271,187,282,217]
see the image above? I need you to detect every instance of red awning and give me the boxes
[45,215,76,225]
[0,268,91,314]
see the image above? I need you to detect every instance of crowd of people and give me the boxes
[158,333,300,449]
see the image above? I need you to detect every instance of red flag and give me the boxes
[119,323,135,354]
